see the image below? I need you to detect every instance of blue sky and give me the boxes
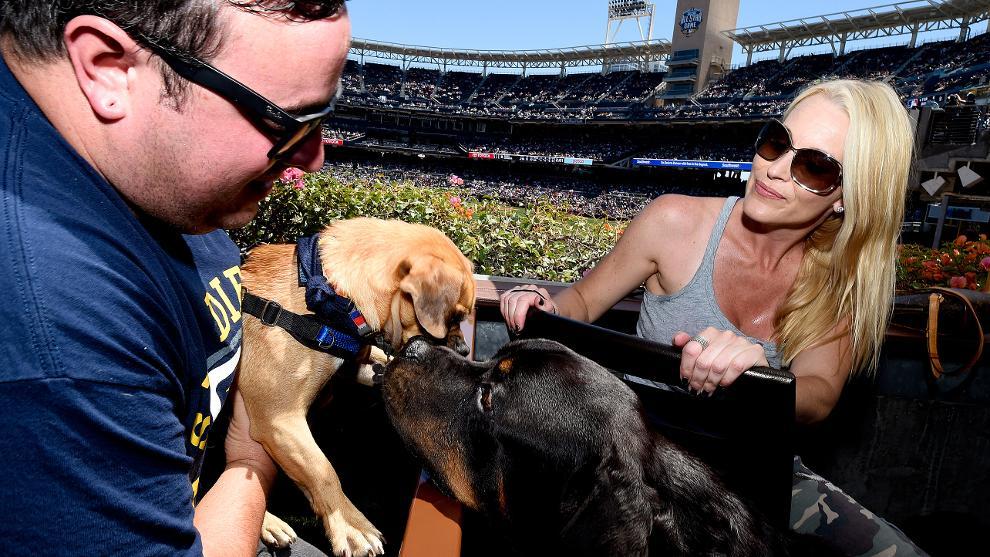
[347,0,981,69]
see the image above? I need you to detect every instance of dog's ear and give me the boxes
[398,255,459,339]
[558,441,655,556]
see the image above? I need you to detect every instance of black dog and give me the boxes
[383,337,839,557]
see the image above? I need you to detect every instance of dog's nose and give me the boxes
[399,336,433,360]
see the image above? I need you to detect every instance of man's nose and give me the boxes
[285,131,326,172]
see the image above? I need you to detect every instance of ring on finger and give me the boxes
[690,335,710,350]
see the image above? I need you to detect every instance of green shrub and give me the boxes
[229,170,627,283]
[231,169,972,291]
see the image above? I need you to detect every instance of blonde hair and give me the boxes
[774,79,914,373]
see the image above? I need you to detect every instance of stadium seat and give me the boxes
[518,309,796,529]
[396,306,795,557]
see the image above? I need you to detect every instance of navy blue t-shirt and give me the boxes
[0,54,242,554]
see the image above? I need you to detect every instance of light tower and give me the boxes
[605,0,656,45]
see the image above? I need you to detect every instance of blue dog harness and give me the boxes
[242,234,383,360]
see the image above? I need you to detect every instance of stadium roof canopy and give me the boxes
[723,0,990,63]
[349,38,671,71]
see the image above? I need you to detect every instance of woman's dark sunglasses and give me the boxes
[755,119,843,195]
[137,37,336,163]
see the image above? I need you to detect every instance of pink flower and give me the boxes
[292,179,306,190]
[449,196,462,207]
[280,167,304,182]
[949,275,967,288]
[980,257,990,271]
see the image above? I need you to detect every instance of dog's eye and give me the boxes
[477,382,494,413]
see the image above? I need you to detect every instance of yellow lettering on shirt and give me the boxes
[191,412,211,450]
[224,266,243,303]
[210,277,241,322]
[205,292,231,342]
[203,266,243,341]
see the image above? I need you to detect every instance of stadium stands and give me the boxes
[334,29,989,122]
[318,23,988,249]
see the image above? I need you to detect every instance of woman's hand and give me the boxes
[673,327,769,395]
[500,284,557,333]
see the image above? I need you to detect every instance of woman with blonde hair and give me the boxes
[502,79,926,555]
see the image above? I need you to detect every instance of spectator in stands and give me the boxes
[502,79,928,556]
[0,1,348,556]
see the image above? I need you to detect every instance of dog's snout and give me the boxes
[399,336,433,360]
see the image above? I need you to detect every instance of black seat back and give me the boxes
[519,309,795,528]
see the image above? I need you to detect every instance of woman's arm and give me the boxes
[787,322,854,424]
[502,195,693,330]
[673,320,853,425]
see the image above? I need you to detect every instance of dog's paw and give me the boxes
[367,345,390,365]
[355,363,378,387]
[357,346,391,387]
[325,502,385,557]
[261,511,298,549]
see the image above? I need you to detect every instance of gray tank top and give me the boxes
[635,196,782,368]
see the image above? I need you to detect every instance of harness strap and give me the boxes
[297,234,374,338]
[242,290,365,359]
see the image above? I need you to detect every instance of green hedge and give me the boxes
[231,170,980,291]
[230,171,626,283]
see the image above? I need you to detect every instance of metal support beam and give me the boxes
[958,16,971,40]
[723,0,990,59]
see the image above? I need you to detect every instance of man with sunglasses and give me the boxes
[0,1,349,555]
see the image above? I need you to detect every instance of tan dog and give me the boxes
[238,218,475,557]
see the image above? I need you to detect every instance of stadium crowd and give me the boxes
[336,31,989,121]
[465,136,635,161]
[319,158,742,220]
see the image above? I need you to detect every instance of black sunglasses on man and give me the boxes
[136,35,338,167]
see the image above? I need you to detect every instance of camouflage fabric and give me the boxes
[791,457,929,556]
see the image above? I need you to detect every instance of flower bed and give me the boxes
[897,234,990,292]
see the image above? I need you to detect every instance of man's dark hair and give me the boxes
[0,1,346,97]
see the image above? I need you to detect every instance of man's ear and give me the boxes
[63,15,143,121]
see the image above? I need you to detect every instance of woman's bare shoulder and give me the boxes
[636,194,727,236]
